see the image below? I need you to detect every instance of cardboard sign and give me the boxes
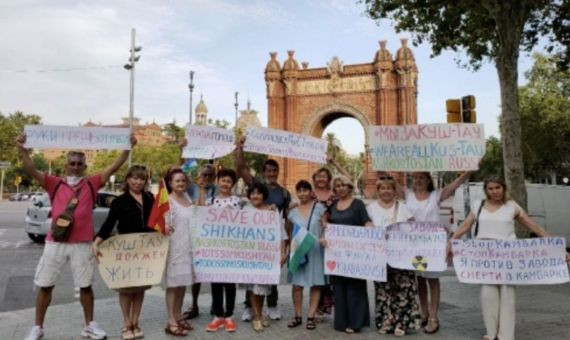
[244,126,327,163]
[190,206,281,284]
[24,125,131,150]
[324,224,387,281]
[451,237,570,285]
[368,124,485,171]
[386,222,448,272]
[97,233,169,289]
[182,125,235,159]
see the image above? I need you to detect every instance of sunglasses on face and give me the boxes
[379,176,393,180]
[68,162,84,167]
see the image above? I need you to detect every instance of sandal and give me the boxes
[262,317,270,328]
[345,328,355,334]
[182,306,199,320]
[132,324,144,339]
[314,311,324,323]
[121,327,134,340]
[177,319,194,331]
[164,323,188,337]
[424,318,439,334]
[394,327,406,337]
[287,316,302,328]
[421,316,428,327]
[306,317,316,330]
[252,320,264,332]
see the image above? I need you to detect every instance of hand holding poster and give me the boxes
[451,237,569,285]
[24,125,131,150]
[182,124,235,159]
[97,233,169,289]
[244,126,327,163]
[368,124,485,171]
[190,206,281,284]
[385,222,448,272]
[324,224,387,281]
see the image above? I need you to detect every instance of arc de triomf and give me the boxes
[264,39,418,198]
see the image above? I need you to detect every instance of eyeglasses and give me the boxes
[68,162,84,167]
[201,172,215,177]
[131,165,147,170]
[378,176,393,180]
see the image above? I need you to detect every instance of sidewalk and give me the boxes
[2,273,569,340]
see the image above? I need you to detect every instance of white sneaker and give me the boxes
[25,326,44,340]
[81,321,107,339]
[266,307,281,320]
[241,307,252,322]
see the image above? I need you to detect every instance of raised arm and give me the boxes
[16,134,45,187]
[450,211,475,240]
[234,137,253,186]
[515,209,550,237]
[440,171,474,202]
[178,138,187,166]
[100,133,137,183]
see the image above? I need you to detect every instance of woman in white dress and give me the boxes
[164,169,194,336]
[449,176,569,340]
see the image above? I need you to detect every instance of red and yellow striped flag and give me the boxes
[147,179,170,234]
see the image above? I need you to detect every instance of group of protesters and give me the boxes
[16,132,564,340]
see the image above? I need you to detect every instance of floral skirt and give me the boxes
[374,267,421,333]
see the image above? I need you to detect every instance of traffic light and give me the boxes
[446,99,461,123]
[461,95,476,123]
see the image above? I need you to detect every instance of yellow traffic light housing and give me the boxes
[461,95,477,123]
[446,99,461,123]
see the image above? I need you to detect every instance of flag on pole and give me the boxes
[147,179,170,234]
[288,223,317,274]
[182,158,198,174]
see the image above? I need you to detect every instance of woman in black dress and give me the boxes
[92,165,155,340]
[324,175,373,333]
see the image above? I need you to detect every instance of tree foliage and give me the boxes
[0,111,42,164]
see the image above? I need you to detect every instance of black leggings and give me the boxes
[211,283,236,318]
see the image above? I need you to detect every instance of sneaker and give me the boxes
[266,307,281,320]
[81,321,107,340]
[25,326,44,340]
[224,317,237,332]
[241,307,252,322]
[206,317,225,332]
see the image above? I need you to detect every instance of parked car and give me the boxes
[9,193,29,201]
[24,191,118,243]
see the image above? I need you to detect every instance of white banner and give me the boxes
[368,124,485,171]
[244,126,327,164]
[182,125,235,159]
[190,206,281,284]
[385,221,448,272]
[451,237,570,285]
[324,224,387,281]
[24,125,131,150]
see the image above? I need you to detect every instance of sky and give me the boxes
[0,0,542,155]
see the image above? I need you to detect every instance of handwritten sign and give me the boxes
[24,125,131,150]
[182,125,235,159]
[244,126,327,164]
[368,124,485,171]
[97,233,169,289]
[386,222,448,272]
[451,237,570,285]
[324,224,387,281]
[190,206,281,284]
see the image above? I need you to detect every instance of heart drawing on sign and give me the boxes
[326,260,337,271]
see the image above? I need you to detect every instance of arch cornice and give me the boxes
[302,102,371,142]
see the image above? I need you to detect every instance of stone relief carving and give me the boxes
[296,75,377,96]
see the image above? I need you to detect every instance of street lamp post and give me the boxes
[189,71,195,125]
[234,92,239,129]
[124,28,142,167]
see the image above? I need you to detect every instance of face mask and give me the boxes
[66,176,84,187]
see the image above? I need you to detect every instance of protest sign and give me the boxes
[244,126,327,163]
[97,233,169,289]
[324,224,387,281]
[451,237,570,285]
[385,222,448,272]
[368,124,485,171]
[24,125,131,150]
[190,206,281,284]
[182,124,235,159]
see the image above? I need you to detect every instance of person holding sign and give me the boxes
[398,171,472,334]
[287,180,326,330]
[367,177,420,336]
[235,138,291,321]
[204,169,243,333]
[448,176,567,340]
[324,175,373,334]
[92,165,154,340]
[163,169,195,337]
[16,133,135,340]
[242,182,289,332]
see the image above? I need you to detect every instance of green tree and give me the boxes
[362,1,568,236]
[519,53,570,183]
[0,111,42,164]
[163,122,185,144]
